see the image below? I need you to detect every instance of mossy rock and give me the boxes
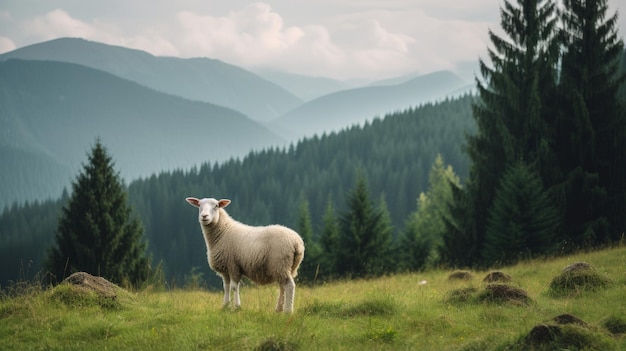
[48,272,127,309]
[548,263,612,297]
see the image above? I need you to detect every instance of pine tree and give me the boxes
[295,199,320,282]
[446,0,560,267]
[46,140,150,285]
[336,173,393,277]
[398,155,460,270]
[558,0,626,246]
[482,161,560,266]
[318,197,340,280]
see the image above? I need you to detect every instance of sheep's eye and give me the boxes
[215,204,219,208]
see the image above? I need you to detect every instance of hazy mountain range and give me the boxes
[0,37,472,209]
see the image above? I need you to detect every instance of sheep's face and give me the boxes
[186,197,231,226]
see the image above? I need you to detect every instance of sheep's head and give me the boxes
[185,197,231,225]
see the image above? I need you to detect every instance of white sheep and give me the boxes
[185,197,305,313]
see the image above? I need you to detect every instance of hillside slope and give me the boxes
[1,246,624,350]
[0,59,284,209]
[272,70,470,138]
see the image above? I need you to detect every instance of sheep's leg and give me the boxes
[231,280,241,309]
[276,283,285,313]
[283,277,296,314]
[221,276,231,308]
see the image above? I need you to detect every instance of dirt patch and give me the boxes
[477,283,532,305]
[63,272,118,298]
[448,270,473,281]
[552,313,589,327]
[514,314,613,350]
[562,261,592,273]
[483,271,511,283]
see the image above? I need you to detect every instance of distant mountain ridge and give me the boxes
[272,70,470,138]
[0,38,475,210]
[0,37,302,122]
[0,59,285,210]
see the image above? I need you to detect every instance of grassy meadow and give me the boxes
[1,246,625,350]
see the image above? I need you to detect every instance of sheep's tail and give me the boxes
[291,241,305,278]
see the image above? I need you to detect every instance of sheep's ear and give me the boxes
[186,197,200,208]
[218,199,231,208]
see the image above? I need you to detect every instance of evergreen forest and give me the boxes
[0,96,475,288]
[1,0,626,291]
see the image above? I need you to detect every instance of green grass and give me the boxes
[1,246,626,350]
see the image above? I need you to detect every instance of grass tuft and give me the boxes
[302,296,397,318]
[547,266,612,297]
[47,283,122,310]
[444,286,478,304]
[601,315,626,335]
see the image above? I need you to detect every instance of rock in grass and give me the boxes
[63,272,118,298]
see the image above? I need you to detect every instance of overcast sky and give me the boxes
[1,0,625,80]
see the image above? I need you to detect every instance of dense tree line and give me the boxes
[0,96,474,288]
[442,0,626,268]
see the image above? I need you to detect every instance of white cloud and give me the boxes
[21,9,97,40]
[6,0,622,80]
[0,36,16,54]
[171,3,425,79]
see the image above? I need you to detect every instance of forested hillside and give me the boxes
[0,59,284,210]
[0,96,475,287]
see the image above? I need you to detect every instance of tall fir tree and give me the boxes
[336,173,393,278]
[295,198,321,282]
[482,161,560,266]
[317,197,340,280]
[46,140,150,285]
[444,0,560,267]
[398,155,460,270]
[558,0,626,246]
